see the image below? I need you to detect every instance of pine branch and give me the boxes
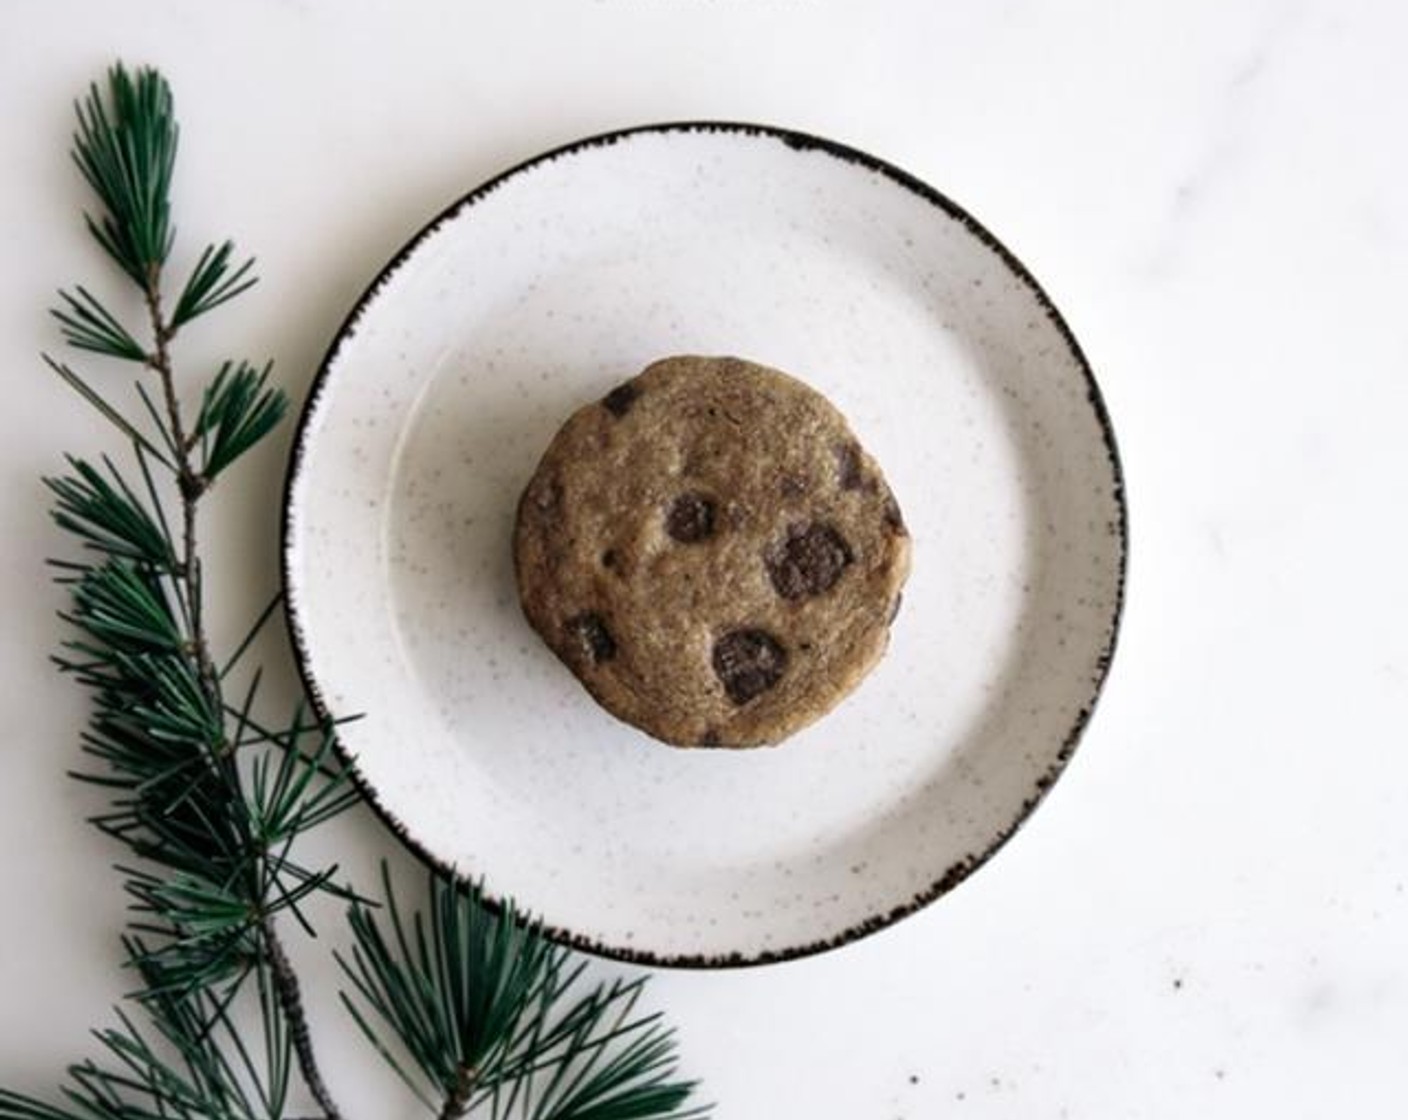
[64,559,183,653]
[0,942,293,1120]
[71,65,175,287]
[41,61,351,1120]
[51,286,148,362]
[45,455,176,568]
[247,713,360,845]
[339,869,708,1120]
[261,913,343,1120]
[14,58,713,1120]
[172,242,258,330]
[193,361,288,482]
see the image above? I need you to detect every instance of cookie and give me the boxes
[513,355,910,748]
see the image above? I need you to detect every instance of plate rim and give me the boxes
[279,120,1129,969]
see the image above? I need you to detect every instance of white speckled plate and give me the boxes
[283,124,1126,966]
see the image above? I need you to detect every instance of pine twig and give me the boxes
[338,868,708,1120]
[262,913,342,1120]
[13,59,712,1120]
[39,62,349,1120]
[138,190,342,1120]
[440,1064,477,1120]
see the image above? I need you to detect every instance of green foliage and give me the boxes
[36,61,358,1118]
[193,361,288,481]
[0,943,293,1120]
[10,59,711,1120]
[173,242,258,330]
[46,454,174,568]
[51,287,148,362]
[64,559,183,653]
[71,65,176,289]
[340,870,708,1120]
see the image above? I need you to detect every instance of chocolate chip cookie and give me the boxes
[513,355,910,748]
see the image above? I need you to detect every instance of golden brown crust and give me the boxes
[513,355,910,748]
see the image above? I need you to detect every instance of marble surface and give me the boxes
[1,1,1404,1116]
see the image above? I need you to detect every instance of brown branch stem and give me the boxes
[263,911,345,1120]
[144,281,217,709]
[439,1065,477,1120]
[143,276,343,1120]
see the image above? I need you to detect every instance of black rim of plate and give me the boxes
[280,121,1129,969]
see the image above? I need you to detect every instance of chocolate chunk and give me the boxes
[712,629,787,705]
[566,612,616,663]
[602,382,639,417]
[835,442,864,491]
[601,548,619,570]
[883,499,907,535]
[666,492,716,543]
[780,475,807,499]
[765,522,853,600]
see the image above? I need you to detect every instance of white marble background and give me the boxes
[1,1,1404,1116]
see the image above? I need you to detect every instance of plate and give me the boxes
[282,123,1126,966]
